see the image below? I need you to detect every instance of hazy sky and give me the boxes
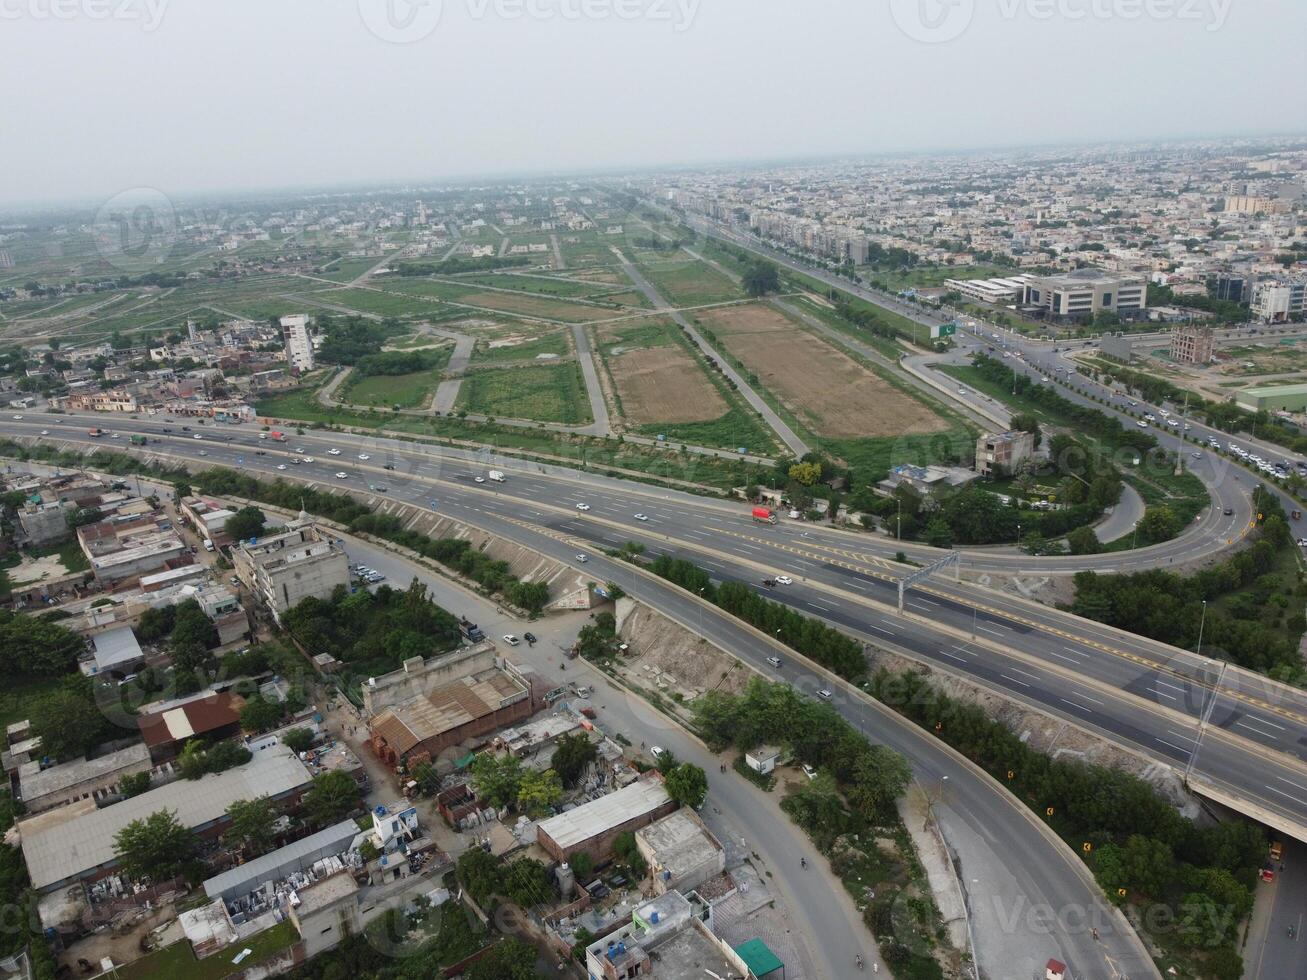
[2,0,1304,207]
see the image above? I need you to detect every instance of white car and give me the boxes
[775,575,793,585]
[303,456,314,463]
[474,476,485,484]
[295,447,305,453]
[1136,420,1148,428]
[817,689,833,700]
[40,429,48,435]
[650,745,666,758]
[502,634,521,646]
[11,415,21,420]
[335,471,348,479]
[198,450,208,457]
[276,464,287,471]
[802,764,818,780]
[358,453,370,461]
[1191,451,1203,459]
[634,513,648,521]
[328,448,341,456]
[193,433,202,440]
[766,655,782,668]
[575,554,588,563]
[576,503,591,512]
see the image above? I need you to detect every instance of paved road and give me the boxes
[9,431,1158,979]
[8,414,1307,849]
[611,246,811,458]
[1243,839,1307,980]
[569,323,611,437]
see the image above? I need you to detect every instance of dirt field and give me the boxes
[701,303,948,438]
[608,345,728,424]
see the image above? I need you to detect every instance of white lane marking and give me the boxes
[1069,690,1105,706]
[1156,738,1192,754]
[807,602,832,613]
[1060,698,1091,712]
[1155,679,1187,694]
[1007,666,1041,682]
[975,624,1005,638]
[940,648,970,664]
[864,623,895,636]
[1047,650,1083,666]
[1265,784,1307,808]
[1167,730,1197,743]
[1276,775,1307,793]
[1241,714,1286,732]
[1235,721,1275,737]
[1000,673,1031,688]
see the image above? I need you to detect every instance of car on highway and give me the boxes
[40,429,48,435]
[1191,452,1203,459]
[295,447,305,453]
[198,450,208,456]
[328,448,341,455]
[502,634,520,646]
[766,655,782,668]
[523,632,537,645]
[276,464,287,471]
[761,578,776,588]
[633,513,648,521]
[575,554,588,563]
[576,502,591,511]
[474,476,485,483]
[11,415,21,420]
[383,463,395,470]
[303,456,314,463]
[1223,507,1234,516]
[193,433,202,439]
[650,745,666,758]
[334,471,348,479]
[1136,420,1148,428]
[775,574,793,585]
[358,453,370,461]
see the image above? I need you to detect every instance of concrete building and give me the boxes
[203,820,361,902]
[16,501,69,547]
[583,890,760,980]
[232,519,349,622]
[180,496,237,548]
[85,625,144,677]
[17,744,313,893]
[1250,279,1306,323]
[975,430,1037,478]
[1025,269,1147,320]
[288,871,361,959]
[1169,324,1216,364]
[744,746,780,776]
[943,274,1032,305]
[537,777,675,864]
[281,314,315,373]
[17,742,153,815]
[879,464,979,496]
[634,809,726,897]
[77,523,188,586]
[1235,383,1307,414]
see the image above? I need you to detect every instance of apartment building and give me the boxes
[280,314,315,373]
[1250,279,1306,323]
[1024,269,1147,321]
[231,519,348,621]
[975,430,1036,478]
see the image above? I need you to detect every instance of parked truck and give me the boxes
[458,617,485,643]
[488,470,506,483]
[751,506,778,525]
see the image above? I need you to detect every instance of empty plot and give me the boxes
[636,253,742,306]
[608,345,728,424]
[700,303,948,438]
[457,362,593,425]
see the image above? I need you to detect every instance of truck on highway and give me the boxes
[129,434,148,446]
[751,506,778,525]
[87,427,104,438]
[488,470,506,483]
[270,430,288,442]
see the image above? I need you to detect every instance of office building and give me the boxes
[1250,279,1306,323]
[1024,269,1147,320]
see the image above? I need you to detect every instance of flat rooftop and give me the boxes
[652,921,742,978]
[90,626,143,672]
[19,745,310,891]
[19,743,151,803]
[538,779,670,852]
[636,810,722,880]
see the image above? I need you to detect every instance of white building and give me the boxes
[1250,279,1306,324]
[231,517,349,622]
[280,314,315,373]
[1025,269,1147,320]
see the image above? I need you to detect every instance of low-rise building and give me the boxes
[232,519,349,622]
[84,625,144,677]
[180,496,237,548]
[635,809,726,897]
[17,743,154,815]
[16,500,69,547]
[975,430,1037,478]
[537,777,675,864]
[288,871,360,959]
[137,691,244,762]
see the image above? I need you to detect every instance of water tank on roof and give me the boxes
[374,805,386,816]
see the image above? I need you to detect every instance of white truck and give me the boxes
[488,470,506,483]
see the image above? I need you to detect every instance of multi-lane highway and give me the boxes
[6,412,1307,852]
[0,415,1157,979]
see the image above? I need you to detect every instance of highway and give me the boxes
[7,413,1307,849]
[0,419,1158,979]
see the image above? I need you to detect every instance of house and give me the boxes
[634,809,727,897]
[1045,959,1067,980]
[537,777,675,864]
[744,746,780,776]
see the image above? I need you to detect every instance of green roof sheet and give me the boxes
[735,938,784,976]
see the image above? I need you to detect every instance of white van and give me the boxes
[203,540,215,552]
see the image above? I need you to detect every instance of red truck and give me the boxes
[270,430,288,442]
[751,506,777,525]
[87,427,103,438]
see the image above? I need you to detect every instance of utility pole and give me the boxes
[1195,599,1208,657]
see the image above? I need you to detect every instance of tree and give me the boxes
[924,517,953,549]
[463,938,539,980]
[742,261,780,297]
[551,734,598,788]
[516,769,563,818]
[664,763,709,809]
[1137,505,1181,545]
[224,505,267,542]
[239,694,285,733]
[612,831,647,878]
[168,599,217,671]
[120,771,151,797]
[1009,412,1043,448]
[847,746,911,822]
[114,810,197,882]
[456,846,501,905]
[501,857,552,908]
[29,676,113,759]
[1067,526,1102,555]
[302,770,360,827]
[787,461,822,487]
[226,797,278,859]
[136,605,177,643]
[470,753,524,809]
[282,727,315,754]
[0,609,86,675]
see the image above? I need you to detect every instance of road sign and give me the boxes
[897,552,960,613]
[930,321,958,339]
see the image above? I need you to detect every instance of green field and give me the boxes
[635,253,742,306]
[343,368,447,409]
[117,921,297,980]
[313,287,441,318]
[457,362,592,424]
[472,331,570,364]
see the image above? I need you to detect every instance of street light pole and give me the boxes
[1195,599,1208,657]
